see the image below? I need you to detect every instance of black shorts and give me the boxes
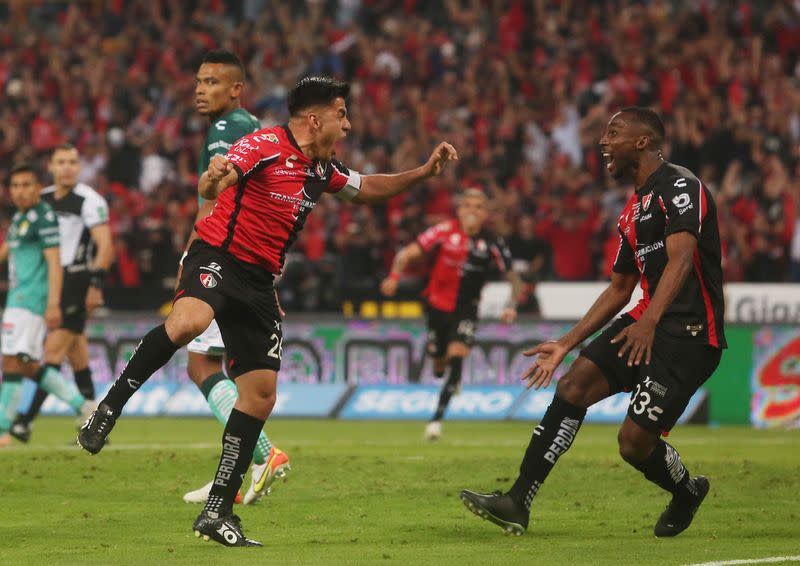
[580,315,722,432]
[425,305,477,358]
[60,270,90,333]
[177,240,282,376]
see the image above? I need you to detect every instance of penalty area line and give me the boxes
[683,555,800,566]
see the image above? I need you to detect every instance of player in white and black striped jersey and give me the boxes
[10,144,113,441]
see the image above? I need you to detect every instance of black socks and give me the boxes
[629,439,698,498]
[431,357,464,422]
[102,325,179,416]
[508,396,587,510]
[204,408,264,517]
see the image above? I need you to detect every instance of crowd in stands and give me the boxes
[1,0,799,313]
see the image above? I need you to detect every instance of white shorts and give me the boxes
[1,307,46,361]
[187,318,225,356]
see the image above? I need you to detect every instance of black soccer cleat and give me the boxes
[77,403,116,455]
[460,489,529,536]
[9,418,31,443]
[654,476,710,538]
[193,511,263,547]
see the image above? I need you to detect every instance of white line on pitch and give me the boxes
[683,555,800,566]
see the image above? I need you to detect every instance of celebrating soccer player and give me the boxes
[10,145,112,442]
[0,165,96,447]
[461,107,726,538]
[178,50,290,507]
[78,75,458,546]
[380,188,520,440]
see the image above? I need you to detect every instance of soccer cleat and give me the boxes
[78,399,98,425]
[9,418,31,443]
[424,420,441,441]
[183,481,242,504]
[193,511,262,547]
[654,476,710,538]
[77,403,116,455]
[460,489,529,536]
[243,447,290,505]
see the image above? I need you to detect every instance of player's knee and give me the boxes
[166,314,209,345]
[617,428,652,464]
[555,373,590,407]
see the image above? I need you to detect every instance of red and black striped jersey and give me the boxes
[417,219,512,314]
[196,125,361,273]
[613,162,726,348]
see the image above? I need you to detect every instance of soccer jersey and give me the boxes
[417,219,512,314]
[613,161,726,348]
[40,183,109,271]
[196,125,361,272]
[5,201,60,315]
[198,108,261,205]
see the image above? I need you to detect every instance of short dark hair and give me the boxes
[202,49,245,80]
[287,76,350,116]
[8,162,38,184]
[620,106,665,148]
[51,143,78,156]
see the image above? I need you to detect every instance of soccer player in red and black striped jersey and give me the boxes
[79,76,458,546]
[381,189,520,440]
[461,107,726,538]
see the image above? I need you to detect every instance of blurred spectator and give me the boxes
[0,0,797,312]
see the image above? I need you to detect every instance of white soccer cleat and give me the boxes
[183,481,213,504]
[243,447,290,505]
[425,421,442,441]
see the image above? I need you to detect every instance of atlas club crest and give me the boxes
[200,273,218,288]
[642,192,653,212]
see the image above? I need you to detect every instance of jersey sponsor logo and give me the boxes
[543,416,581,464]
[639,213,653,221]
[215,120,227,131]
[643,376,668,397]
[200,273,218,288]
[19,220,29,236]
[268,191,317,220]
[672,193,690,208]
[674,178,688,189]
[642,192,653,211]
[449,233,461,245]
[635,240,664,259]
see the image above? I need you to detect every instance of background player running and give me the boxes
[381,188,520,440]
[179,49,289,507]
[78,76,458,547]
[0,164,95,447]
[461,107,726,538]
[11,144,112,441]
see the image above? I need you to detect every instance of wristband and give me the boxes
[179,250,189,267]
[389,272,400,282]
[89,269,107,289]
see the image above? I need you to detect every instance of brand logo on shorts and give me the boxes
[200,273,218,288]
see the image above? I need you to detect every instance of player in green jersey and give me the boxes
[179,50,290,505]
[0,164,95,447]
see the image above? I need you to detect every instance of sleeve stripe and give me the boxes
[208,140,232,151]
[240,152,281,180]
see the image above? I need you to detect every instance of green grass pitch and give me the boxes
[1,417,798,565]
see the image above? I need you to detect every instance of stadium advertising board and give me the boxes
[751,327,800,428]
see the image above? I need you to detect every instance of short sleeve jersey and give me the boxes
[416,219,512,314]
[198,108,261,205]
[196,125,361,272]
[6,201,60,314]
[613,162,726,347]
[40,183,109,269]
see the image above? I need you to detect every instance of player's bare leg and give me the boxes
[426,342,469,440]
[193,368,276,546]
[618,417,709,537]
[461,356,611,534]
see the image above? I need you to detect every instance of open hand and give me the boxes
[610,317,656,367]
[521,340,569,390]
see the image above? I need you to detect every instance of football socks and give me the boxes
[431,356,464,422]
[630,439,699,498]
[73,367,95,400]
[0,374,24,432]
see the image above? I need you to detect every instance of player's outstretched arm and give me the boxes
[199,154,240,200]
[352,142,458,205]
[521,271,639,389]
[380,242,424,296]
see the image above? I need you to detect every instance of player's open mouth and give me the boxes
[602,152,614,171]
